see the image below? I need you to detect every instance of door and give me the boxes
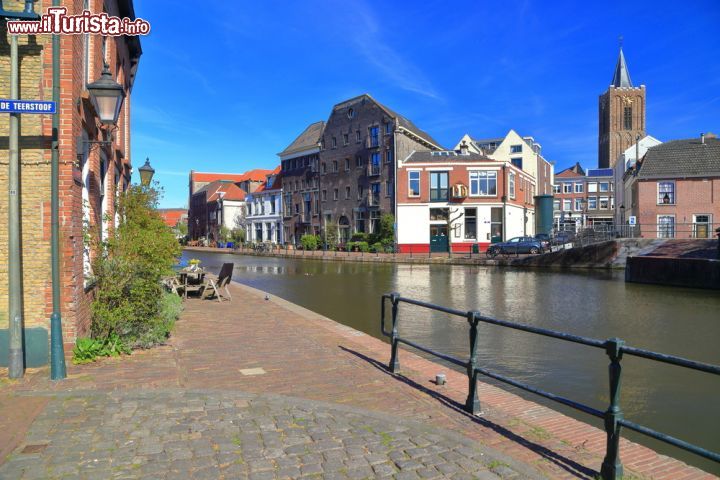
[430,225,449,252]
[693,215,710,238]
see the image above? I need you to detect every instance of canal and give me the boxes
[182,250,720,474]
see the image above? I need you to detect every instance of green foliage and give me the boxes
[176,221,188,236]
[300,234,318,251]
[370,242,383,253]
[348,241,369,252]
[219,225,231,242]
[379,213,395,241]
[72,334,131,364]
[350,232,368,242]
[90,184,182,350]
[322,221,339,249]
[231,227,246,244]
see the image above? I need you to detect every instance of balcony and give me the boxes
[368,163,382,176]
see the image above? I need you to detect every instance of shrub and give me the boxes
[300,234,318,251]
[89,184,182,350]
[370,242,383,253]
[351,232,368,242]
[355,241,370,252]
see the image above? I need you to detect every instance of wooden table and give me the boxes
[178,268,205,299]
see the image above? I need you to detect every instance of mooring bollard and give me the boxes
[601,337,625,480]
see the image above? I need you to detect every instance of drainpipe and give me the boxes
[50,0,67,380]
[8,33,24,378]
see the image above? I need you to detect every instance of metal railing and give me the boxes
[380,293,720,480]
[551,222,720,250]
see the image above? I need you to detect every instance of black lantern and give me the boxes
[86,63,125,125]
[138,157,155,186]
[663,193,670,204]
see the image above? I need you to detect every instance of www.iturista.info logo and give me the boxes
[6,7,150,36]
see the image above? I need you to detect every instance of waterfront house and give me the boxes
[624,134,720,238]
[245,167,284,244]
[552,163,586,231]
[279,121,324,245]
[396,148,535,253]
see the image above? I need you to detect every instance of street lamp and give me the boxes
[138,157,155,186]
[620,204,625,224]
[86,63,126,126]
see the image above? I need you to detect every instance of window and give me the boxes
[469,171,497,196]
[370,183,381,206]
[333,188,338,200]
[511,158,523,170]
[657,181,675,204]
[355,211,365,233]
[345,186,350,199]
[599,182,609,192]
[588,182,597,193]
[370,153,381,175]
[553,199,561,211]
[321,163,327,174]
[464,208,477,239]
[563,183,572,194]
[623,106,632,130]
[511,144,522,153]
[332,137,337,148]
[343,133,349,145]
[345,158,350,171]
[385,122,392,134]
[658,215,675,238]
[563,199,571,211]
[270,195,277,214]
[357,185,363,200]
[429,208,449,221]
[386,181,392,196]
[599,196,609,209]
[356,130,361,142]
[348,107,355,119]
[509,173,515,198]
[322,190,327,201]
[408,171,420,197]
[574,183,584,193]
[294,203,299,215]
[332,160,338,173]
[574,198,583,211]
[355,156,362,168]
[370,126,379,147]
[385,149,393,164]
[429,171,449,202]
[588,197,598,209]
[553,185,561,194]
[370,210,380,233]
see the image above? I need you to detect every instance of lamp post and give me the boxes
[86,63,126,126]
[138,157,155,187]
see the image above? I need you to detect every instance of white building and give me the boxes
[245,167,284,244]
[613,135,662,221]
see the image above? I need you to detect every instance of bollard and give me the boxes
[389,293,401,373]
[600,338,625,480]
[465,311,481,415]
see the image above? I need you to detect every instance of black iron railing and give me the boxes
[380,293,720,480]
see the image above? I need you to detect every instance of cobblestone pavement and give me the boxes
[0,389,534,480]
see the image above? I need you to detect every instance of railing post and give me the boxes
[389,292,401,373]
[601,337,625,480]
[465,311,481,415]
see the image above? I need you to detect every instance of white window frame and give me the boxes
[588,196,598,210]
[408,170,421,197]
[468,170,497,197]
[563,199,571,211]
[588,182,598,193]
[657,215,675,239]
[574,198,583,211]
[574,183,584,193]
[657,181,676,205]
[563,183,572,194]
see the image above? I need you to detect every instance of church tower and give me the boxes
[598,46,646,168]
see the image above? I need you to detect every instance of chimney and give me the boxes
[701,133,705,144]
[459,141,469,155]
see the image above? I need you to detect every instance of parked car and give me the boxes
[486,236,544,257]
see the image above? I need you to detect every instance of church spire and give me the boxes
[611,44,633,88]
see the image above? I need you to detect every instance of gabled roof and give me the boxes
[195,180,247,202]
[238,168,274,182]
[556,162,586,177]
[636,137,720,179]
[191,171,248,183]
[611,48,633,88]
[404,151,493,163]
[278,121,325,157]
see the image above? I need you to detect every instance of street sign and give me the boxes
[628,216,637,225]
[0,99,56,114]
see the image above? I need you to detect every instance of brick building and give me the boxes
[552,163,586,231]
[278,121,324,244]
[397,149,535,253]
[189,181,247,243]
[0,0,141,363]
[598,47,646,169]
[624,135,720,238]
[157,208,187,228]
[317,94,441,243]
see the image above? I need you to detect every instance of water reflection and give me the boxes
[182,251,720,474]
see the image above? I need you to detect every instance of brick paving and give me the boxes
[0,281,715,479]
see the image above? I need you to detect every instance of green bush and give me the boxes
[300,234,318,251]
[356,241,369,252]
[350,232,368,242]
[89,184,182,350]
[72,334,131,364]
[370,242,383,253]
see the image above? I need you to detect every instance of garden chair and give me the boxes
[202,262,234,302]
[163,276,183,296]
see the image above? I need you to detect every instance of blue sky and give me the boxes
[129,0,720,208]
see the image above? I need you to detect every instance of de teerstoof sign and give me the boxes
[0,99,56,114]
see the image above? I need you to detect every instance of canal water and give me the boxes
[182,251,720,474]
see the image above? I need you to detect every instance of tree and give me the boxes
[446,207,464,255]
